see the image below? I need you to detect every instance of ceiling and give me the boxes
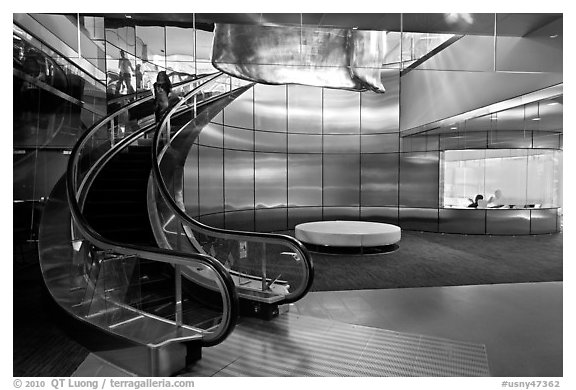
[91,13,562,37]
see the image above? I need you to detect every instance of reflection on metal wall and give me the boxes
[255,153,287,209]
[198,146,224,215]
[360,207,399,224]
[530,209,558,234]
[439,208,485,234]
[323,89,360,134]
[399,208,439,232]
[254,84,287,132]
[223,87,254,129]
[288,154,322,207]
[399,152,440,208]
[361,154,399,206]
[288,134,322,154]
[323,207,360,221]
[212,24,387,92]
[256,208,288,232]
[323,135,360,154]
[287,85,322,134]
[198,122,224,148]
[361,72,400,134]
[255,132,286,153]
[224,150,254,211]
[361,133,399,153]
[224,126,254,151]
[183,143,199,218]
[486,209,530,235]
[288,207,323,230]
[323,155,360,206]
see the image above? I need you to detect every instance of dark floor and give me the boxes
[13,243,89,377]
[305,230,563,291]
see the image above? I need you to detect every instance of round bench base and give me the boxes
[295,221,401,251]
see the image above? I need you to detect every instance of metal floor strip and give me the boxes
[182,312,490,377]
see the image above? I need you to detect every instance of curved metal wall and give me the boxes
[183,72,560,235]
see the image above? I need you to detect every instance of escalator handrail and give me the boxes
[65,73,239,347]
[151,73,315,304]
[14,20,106,88]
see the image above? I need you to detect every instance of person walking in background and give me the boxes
[115,50,135,95]
[153,71,172,124]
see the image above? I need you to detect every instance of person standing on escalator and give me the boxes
[153,71,172,124]
[115,50,135,95]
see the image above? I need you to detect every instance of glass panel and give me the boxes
[136,26,166,69]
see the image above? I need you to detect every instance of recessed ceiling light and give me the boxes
[125,15,132,19]
[531,118,541,121]
[547,102,560,106]
[450,126,457,130]
[352,26,358,30]
[549,34,558,38]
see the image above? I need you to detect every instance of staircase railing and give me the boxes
[62,73,239,348]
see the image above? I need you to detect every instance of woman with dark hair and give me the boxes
[153,71,172,124]
[468,194,484,208]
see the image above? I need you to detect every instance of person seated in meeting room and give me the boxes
[488,189,507,208]
[467,194,484,208]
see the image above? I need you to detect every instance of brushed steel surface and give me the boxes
[224,150,254,211]
[198,146,224,215]
[361,133,399,153]
[399,152,440,208]
[323,134,360,154]
[197,122,224,148]
[323,154,360,207]
[255,152,287,209]
[183,144,199,217]
[223,87,254,129]
[360,207,399,224]
[322,207,360,221]
[360,73,400,134]
[288,154,322,207]
[254,84,287,132]
[225,210,255,232]
[530,209,558,234]
[323,89,360,134]
[486,209,531,235]
[223,126,254,151]
[287,85,323,134]
[439,208,486,234]
[361,153,399,206]
[180,313,490,377]
[254,131,287,153]
[399,208,439,232]
[288,207,323,230]
[288,133,323,154]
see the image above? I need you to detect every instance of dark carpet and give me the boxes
[302,231,563,292]
[13,243,89,377]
